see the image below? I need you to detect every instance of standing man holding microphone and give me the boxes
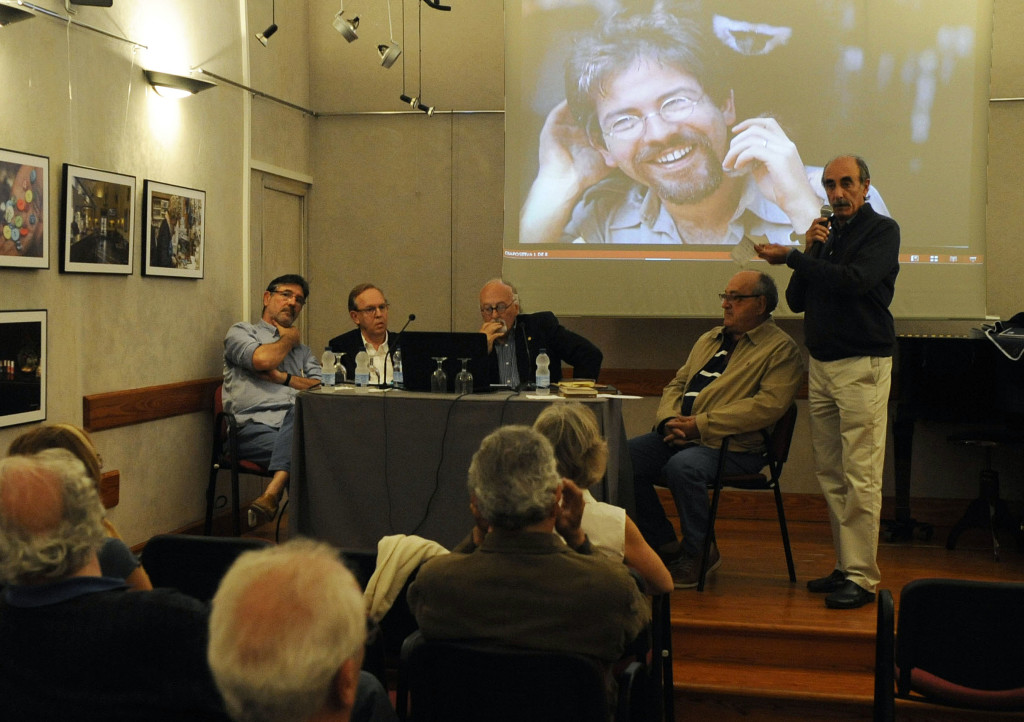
[757,155,900,610]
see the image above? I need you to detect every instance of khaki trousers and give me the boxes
[808,355,891,592]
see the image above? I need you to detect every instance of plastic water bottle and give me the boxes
[535,349,550,395]
[320,347,337,388]
[354,351,371,388]
[392,346,404,389]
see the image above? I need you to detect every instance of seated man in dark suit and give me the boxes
[329,283,392,384]
[408,425,648,664]
[0,450,230,721]
[478,278,603,388]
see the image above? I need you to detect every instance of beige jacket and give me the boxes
[654,318,804,453]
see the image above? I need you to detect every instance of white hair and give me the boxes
[468,425,561,530]
[0,450,106,585]
[208,539,366,722]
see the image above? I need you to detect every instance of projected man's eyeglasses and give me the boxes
[718,293,762,303]
[601,94,704,140]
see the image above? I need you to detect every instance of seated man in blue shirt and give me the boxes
[222,274,322,526]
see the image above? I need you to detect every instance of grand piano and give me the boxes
[888,323,1024,549]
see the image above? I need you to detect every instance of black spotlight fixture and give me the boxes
[255,0,277,47]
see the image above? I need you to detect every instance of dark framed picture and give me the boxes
[0,310,46,429]
[142,180,206,278]
[60,164,136,274]
[0,148,49,269]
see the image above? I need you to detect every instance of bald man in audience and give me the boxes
[208,539,397,722]
[0,450,230,721]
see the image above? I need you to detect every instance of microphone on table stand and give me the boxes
[382,313,416,389]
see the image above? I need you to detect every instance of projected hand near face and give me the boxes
[536,101,613,198]
[724,117,820,237]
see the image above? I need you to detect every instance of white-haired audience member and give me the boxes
[0,450,230,721]
[534,402,673,594]
[408,425,649,662]
[208,539,398,722]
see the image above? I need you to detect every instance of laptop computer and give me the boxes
[395,331,491,393]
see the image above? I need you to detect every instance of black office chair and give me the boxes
[396,630,644,722]
[697,403,798,591]
[873,577,1024,721]
[649,592,675,722]
[139,533,273,601]
[205,383,275,536]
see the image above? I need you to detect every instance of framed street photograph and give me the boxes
[60,164,136,274]
[0,148,49,269]
[142,180,206,278]
[0,310,46,429]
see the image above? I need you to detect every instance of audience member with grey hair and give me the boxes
[208,539,397,722]
[0,451,230,721]
[408,425,648,663]
[533,402,672,594]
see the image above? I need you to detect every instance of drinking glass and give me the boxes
[455,358,474,395]
[430,356,448,393]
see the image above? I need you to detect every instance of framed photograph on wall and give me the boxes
[0,148,49,269]
[60,164,136,274]
[142,180,206,278]
[0,310,46,429]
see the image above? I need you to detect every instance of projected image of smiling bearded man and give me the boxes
[516,11,867,247]
[596,61,731,208]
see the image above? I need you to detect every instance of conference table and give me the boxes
[289,388,635,550]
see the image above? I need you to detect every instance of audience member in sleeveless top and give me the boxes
[534,402,673,594]
[7,423,152,591]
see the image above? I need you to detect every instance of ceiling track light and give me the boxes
[333,0,358,42]
[255,0,277,47]
[399,94,434,116]
[377,0,400,68]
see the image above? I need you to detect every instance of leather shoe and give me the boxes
[825,580,875,609]
[247,491,279,527]
[807,569,845,593]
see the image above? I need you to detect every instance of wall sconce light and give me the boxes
[333,0,358,42]
[144,70,216,99]
[0,1,34,26]
[255,0,277,47]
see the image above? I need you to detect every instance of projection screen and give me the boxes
[502,0,992,319]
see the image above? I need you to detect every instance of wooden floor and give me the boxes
[241,496,1024,721]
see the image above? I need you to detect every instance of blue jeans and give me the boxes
[234,405,295,474]
[629,432,766,557]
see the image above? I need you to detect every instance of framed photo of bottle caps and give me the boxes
[142,180,206,279]
[0,148,49,269]
[0,309,46,429]
[60,164,136,274]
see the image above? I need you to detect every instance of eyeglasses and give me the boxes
[272,290,306,307]
[718,293,763,303]
[601,95,704,141]
[355,303,389,315]
[480,303,514,316]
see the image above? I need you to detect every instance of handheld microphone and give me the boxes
[818,204,833,228]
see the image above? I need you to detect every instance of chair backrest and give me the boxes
[767,403,798,465]
[397,630,621,722]
[888,578,1024,712]
[139,533,273,601]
